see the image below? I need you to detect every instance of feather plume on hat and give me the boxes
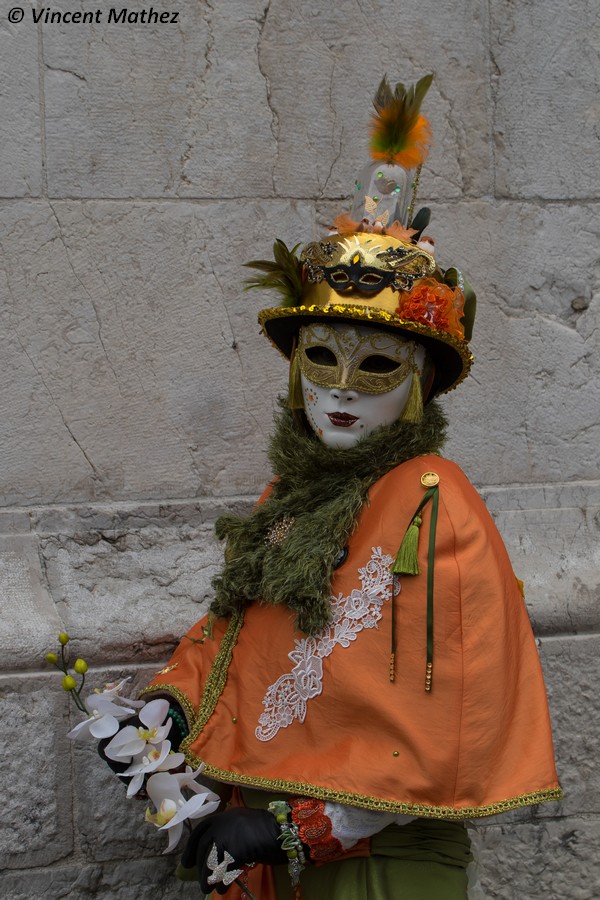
[370,73,433,169]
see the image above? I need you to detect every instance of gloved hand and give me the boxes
[181,807,286,894]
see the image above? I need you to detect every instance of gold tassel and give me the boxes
[392,514,422,575]
[425,661,433,692]
[288,343,304,410]
[400,371,423,423]
[389,651,396,682]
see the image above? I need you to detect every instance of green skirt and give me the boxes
[238,789,472,900]
[273,817,472,900]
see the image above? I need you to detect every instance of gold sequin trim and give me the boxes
[257,304,474,394]
[138,683,198,731]
[156,663,178,676]
[179,759,563,821]
[179,613,244,757]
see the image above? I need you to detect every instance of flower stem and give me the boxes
[71,673,88,713]
[75,672,86,704]
[234,877,258,900]
[71,694,88,714]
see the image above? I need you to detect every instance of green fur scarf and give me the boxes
[210,402,447,635]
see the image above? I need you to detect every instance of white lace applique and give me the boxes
[255,546,395,742]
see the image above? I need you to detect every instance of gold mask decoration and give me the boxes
[298,322,417,395]
[301,235,435,294]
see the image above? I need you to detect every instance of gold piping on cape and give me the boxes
[138,684,198,732]
[179,759,563,820]
[173,610,562,818]
[179,613,244,756]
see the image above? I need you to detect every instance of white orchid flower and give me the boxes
[145,768,220,853]
[121,740,186,798]
[94,677,145,707]
[104,698,172,762]
[67,692,139,741]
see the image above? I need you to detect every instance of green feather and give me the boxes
[373,75,394,112]
[371,74,433,160]
[244,239,303,308]
[373,74,433,115]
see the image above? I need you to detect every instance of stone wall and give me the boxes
[1,1,598,897]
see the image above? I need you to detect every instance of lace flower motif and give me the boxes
[256,547,394,741]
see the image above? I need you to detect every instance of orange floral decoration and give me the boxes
[289,798,344,862]
[289,798,371,866]
[396,277,466,339]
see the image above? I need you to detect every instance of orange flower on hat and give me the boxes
[396,278,466,340]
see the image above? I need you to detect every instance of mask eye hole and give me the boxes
[359,272,383,286]
[330,270,350,284]
[305,346,337,367]
[358,355,402,374]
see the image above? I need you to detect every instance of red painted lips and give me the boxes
[327,412,359,427]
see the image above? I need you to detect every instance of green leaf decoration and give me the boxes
[244,239,303,308]
[410,206,431,237]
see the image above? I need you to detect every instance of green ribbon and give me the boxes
[391,484,439,691]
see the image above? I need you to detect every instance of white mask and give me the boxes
[298,322,427,449]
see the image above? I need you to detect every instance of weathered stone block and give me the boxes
[0,15,41,196]
[491,0,600,199]
[0,858,201,900]
[42,0,276,198]
[490,497,600,636]
[536,635,600,818]
[39,524,221,664]
[474,815,600,899]
[0,199,310,506]
[0,535,66,670]
[29,496,254,538]
[0,675,73,868]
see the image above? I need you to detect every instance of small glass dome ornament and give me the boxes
[340,74,432,235]
[351,161,412,230]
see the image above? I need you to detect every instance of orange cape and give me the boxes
[145,455,561,818]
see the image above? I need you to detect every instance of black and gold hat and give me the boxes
[248,75,476,397]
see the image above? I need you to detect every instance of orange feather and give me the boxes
[370,113,431,169]
[331,212,361,234]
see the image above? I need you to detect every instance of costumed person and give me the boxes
[103,76,562,899]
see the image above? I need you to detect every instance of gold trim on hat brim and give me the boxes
[258,303,473,395]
